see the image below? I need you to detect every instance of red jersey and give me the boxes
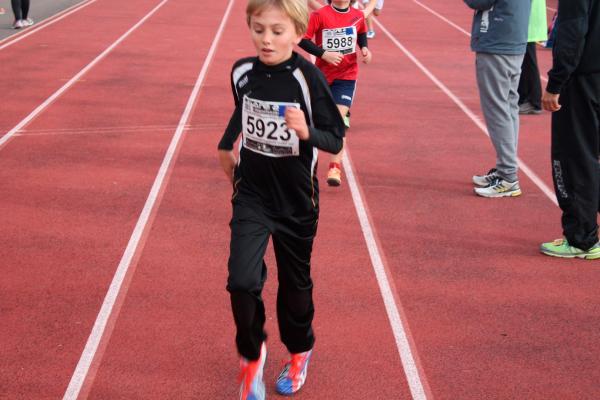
[304,5,367,84]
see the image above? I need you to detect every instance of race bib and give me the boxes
[242,96,300,158]
[322,26,357,55]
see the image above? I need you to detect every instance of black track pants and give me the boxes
[551,73,600,250]
[11,0,30,20]
[226,202,317,360]
[518,42,542,109]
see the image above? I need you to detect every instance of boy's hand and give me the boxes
[361,47,372,64]
[321,51,344,66]
[285,108,310,140]
[218,150,236,183]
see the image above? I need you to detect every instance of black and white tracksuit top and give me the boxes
[218,52,345,218]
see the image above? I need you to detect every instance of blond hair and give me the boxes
[246,0,309,35]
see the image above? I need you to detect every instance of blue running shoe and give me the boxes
[239,343,266,400]
[276,349,312,395]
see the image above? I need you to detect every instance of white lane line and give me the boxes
[61,0,235,398]
[0,0,98,50]
[16,124,192,134]
[343,150,431,400]
[547,6,557,12]
[374,19,558,205]
[412,0,470,36]
[411,0,549,83]
[0,0,170,150]
[12,124,224,136]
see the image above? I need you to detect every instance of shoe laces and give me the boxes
[485,168,498,180]
[485,177,502,189]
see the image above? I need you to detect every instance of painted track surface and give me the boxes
[1,0,598,399]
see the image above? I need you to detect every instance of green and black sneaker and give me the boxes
[540,238,600,260]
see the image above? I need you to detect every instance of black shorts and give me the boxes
[329,79,357,108]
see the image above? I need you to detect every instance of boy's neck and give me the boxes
[258,52,296,69]
[331,3,350,12]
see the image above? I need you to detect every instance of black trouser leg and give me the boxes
[22,0,29,19]
[518,42,542,109]
[227,204,270,360]
[551,73,600,250]
[11,0,23,20]
[273,217,317,355]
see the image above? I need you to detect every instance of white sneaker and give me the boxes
[474,178,522,198]
[13,19,25,29]
[472,168,499,187]
[367,30,376,39]
[23,18,34,26]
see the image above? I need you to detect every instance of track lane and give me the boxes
[400,0,558,198]
[0,0,95,48]
[83,1,415,398]
[373,0,556,194]
[345,1,600,398]
[0,1,230,398]
[0,0,169,141]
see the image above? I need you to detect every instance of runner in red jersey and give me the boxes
[299,0,372,187]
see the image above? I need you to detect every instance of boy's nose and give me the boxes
[262,32,272,44]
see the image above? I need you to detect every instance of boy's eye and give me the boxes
[273,30,283,35]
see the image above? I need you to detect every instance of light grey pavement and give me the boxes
[0,0,86,40]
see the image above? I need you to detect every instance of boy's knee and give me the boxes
[227,265,264,293]
[227,277,262,293]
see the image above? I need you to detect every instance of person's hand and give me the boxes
[361,47,372,64]
[285,108,309,140]
[542,91,561,112]
[321,51,343,66]
[218,150,236,183]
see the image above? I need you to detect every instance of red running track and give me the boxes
[1,0,599,399]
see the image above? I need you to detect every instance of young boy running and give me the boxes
[217,0,345,398]
[299,0,372,187]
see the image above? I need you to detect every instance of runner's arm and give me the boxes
[217,106,242,151]
[363,0,378,16]
[298,38,326,58]
[358,32,368,49]
[305,72,345,154]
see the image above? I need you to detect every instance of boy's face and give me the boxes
[250,6,302,66]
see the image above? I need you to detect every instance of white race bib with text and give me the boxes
[242,96,300,157]
[322,26,357,55]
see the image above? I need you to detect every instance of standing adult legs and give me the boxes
[551,74,600,250]
[476,52,524,182]
[21,0,30,19]
[518,42,542,111]
[11,0,23,20]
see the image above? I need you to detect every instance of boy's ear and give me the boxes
[293,33,302,45]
